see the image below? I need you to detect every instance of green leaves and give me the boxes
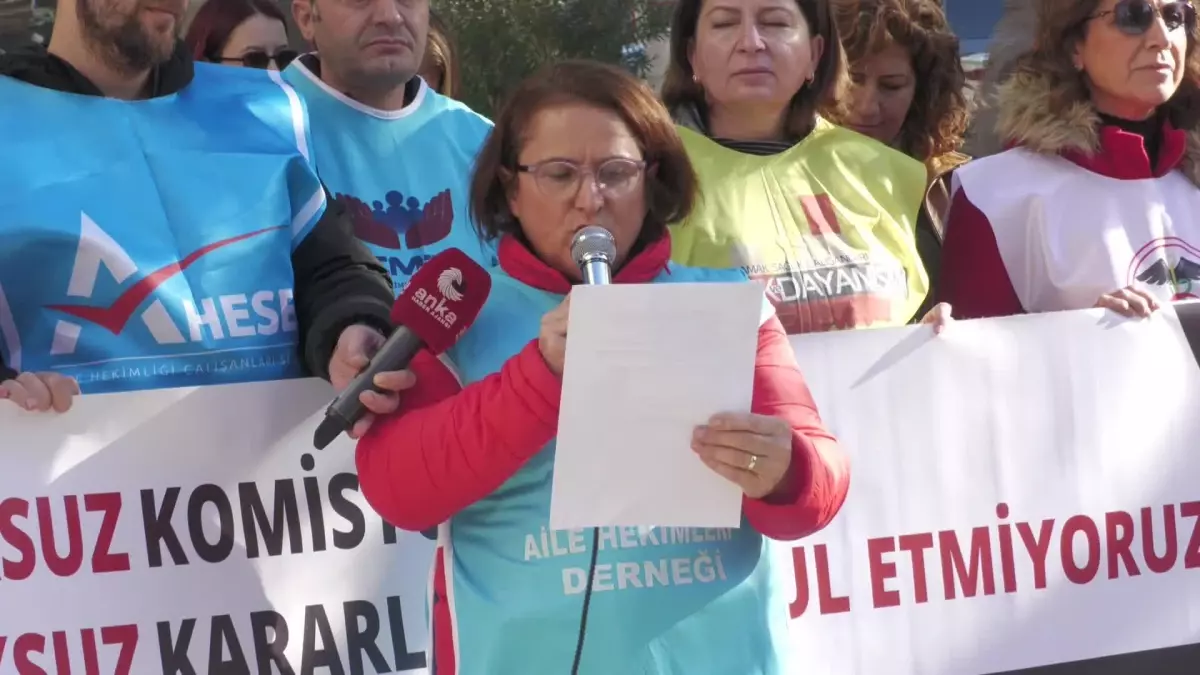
[435,0,674,116]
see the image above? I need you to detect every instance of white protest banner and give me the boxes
[0,379,433,675]
[5,308,1200,675]
[781,307,1200,673]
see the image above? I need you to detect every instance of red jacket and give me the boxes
[356,233,849,673]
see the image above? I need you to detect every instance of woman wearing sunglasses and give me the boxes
[184,0,298,71]
[940,0,1200,319]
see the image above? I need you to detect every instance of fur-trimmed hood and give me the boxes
[995,67,1200,186]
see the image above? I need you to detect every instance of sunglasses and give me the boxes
[218,49,299,70]
[1091,0,1195,35]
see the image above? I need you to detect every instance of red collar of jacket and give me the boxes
[1055,120,1185,181]
[496,232,672,294]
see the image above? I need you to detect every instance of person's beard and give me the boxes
[76,0,176,74]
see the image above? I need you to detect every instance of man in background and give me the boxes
[0,0,410,432]
[285,0,495,290]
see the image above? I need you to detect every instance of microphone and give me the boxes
[566,224,617,675]
[312,248,492,450]
[570,226,616,285]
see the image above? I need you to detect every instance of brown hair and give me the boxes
[829,0,968,163]
[660,0,847,138]
[469,60,697,248]
[184,0,288,63]
[422,10,460,99]
[1012,0,1200,129]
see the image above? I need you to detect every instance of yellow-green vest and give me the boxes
[670,120,928,333]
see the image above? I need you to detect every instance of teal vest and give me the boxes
[282,63,497,288]
[0,64,320,393]
[440,264,790,675]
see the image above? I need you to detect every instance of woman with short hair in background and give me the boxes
[829,0,970,312]
[940,0,1200,319]
[184,0,297,71]
[356,59,848,675]
[419,10,461,98]
[661,0,949,335]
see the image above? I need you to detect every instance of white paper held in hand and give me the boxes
[549,281,765,529]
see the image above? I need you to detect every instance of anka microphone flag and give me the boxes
[313,248,492,449]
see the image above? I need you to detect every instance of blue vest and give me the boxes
[282,63,497,288]
[440,264,790,675]
[0,64,321,393]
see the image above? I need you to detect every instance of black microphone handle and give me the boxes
[313,326,424,449]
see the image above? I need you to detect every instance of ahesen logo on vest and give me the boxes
[13,214,297,387]
[411,266,463,328]
[1128,237,1200,301]
[748,195,908,334]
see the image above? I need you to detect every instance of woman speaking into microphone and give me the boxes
[356,60,849,675]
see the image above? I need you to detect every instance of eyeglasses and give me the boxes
[218,49,299,70]
[1091,0,1194,35]
[515,158,647,200]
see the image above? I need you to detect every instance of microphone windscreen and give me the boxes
[570,225,616,267]
[390,249,492,355]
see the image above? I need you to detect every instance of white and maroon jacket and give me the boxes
[939,67,1200,318]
